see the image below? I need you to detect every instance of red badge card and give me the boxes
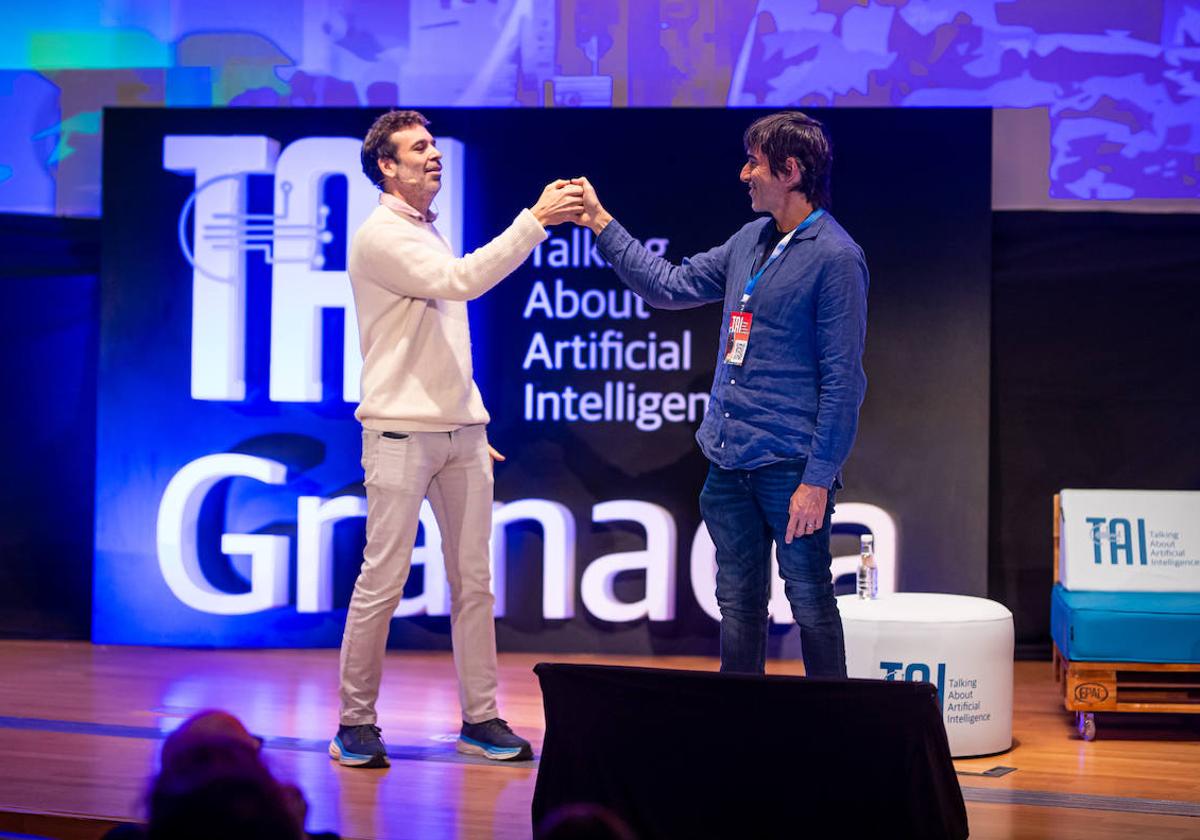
[724,310,753,365]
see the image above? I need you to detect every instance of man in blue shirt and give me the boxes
[574,112,868,676]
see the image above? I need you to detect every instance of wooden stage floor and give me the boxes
[0,642,1197,839]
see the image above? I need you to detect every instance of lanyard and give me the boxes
[740,208,824,307]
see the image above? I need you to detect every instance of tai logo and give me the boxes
[1086,517,1148,565]
[1073,682,1110,704]
[165,133,464,404]
[882,660,946,711]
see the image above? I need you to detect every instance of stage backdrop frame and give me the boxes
[95,106,991,654]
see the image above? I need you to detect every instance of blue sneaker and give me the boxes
[457,717,533,761]
[329,723,389,768]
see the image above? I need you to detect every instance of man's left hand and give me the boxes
[786,483,828,544]
[571,177,613,235]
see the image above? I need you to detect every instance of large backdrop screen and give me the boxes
[96,107,991,654]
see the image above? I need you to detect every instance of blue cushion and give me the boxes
[1051,584,1200,663]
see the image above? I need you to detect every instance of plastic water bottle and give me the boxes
[857,534,877,599]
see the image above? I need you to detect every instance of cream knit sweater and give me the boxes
[348,196,547,431]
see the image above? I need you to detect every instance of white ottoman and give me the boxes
[837,593,1014,757]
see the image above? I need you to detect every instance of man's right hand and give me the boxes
[571,177,613,235]
[530,180,585,227]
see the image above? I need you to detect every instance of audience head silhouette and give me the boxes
[536,802,637,840]
[146,710,303,840]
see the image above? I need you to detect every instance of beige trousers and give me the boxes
[338,424,499,725]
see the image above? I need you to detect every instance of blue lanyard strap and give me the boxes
[740,208,824,306]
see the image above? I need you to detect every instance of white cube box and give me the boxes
[1059,489,1200,592]
[838,593,1014,758]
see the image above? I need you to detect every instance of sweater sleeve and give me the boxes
[361,209,548,301]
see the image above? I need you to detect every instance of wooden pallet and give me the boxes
[1052,494,1200,739]
[1053,644,1200,713]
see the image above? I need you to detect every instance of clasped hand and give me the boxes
[530,179,585,227]
[529,177,611,233]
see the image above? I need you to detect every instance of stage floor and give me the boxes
[0,642,1197,839]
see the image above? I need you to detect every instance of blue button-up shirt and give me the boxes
[596,213,868,488]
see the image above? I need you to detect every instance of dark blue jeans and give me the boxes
[699,460,847,677]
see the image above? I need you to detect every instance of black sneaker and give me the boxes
[329,723,390,768]
[457,718,533,761]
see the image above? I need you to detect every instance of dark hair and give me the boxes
[743,111,832,208]
[535,803,637,840]
[361,109,430,189]
[146,737,302,840]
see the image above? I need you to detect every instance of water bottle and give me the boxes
[856,533,877,599]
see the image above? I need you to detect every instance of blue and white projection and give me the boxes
[94,109,916,651]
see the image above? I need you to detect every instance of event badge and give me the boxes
[724,310,753,365]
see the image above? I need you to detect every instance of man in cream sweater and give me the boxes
[330,110,583,768]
